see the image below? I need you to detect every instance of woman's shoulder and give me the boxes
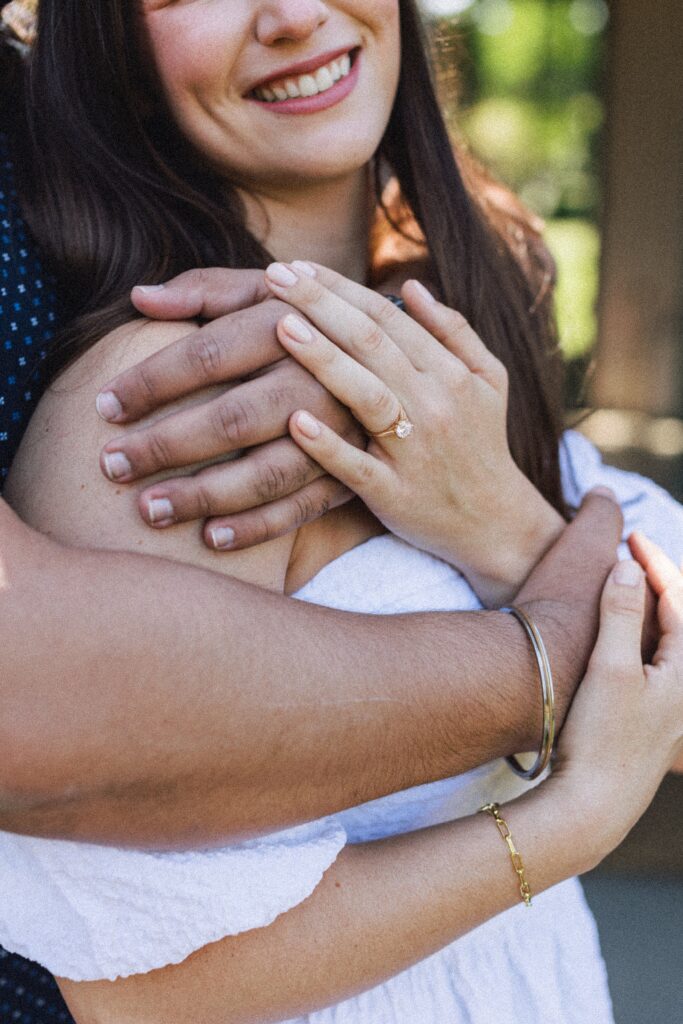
[6,317,296,592]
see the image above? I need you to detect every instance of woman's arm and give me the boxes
[58,554,683,1024]
[2,307,623,847]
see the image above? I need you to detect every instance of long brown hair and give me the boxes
[5,0,566,511]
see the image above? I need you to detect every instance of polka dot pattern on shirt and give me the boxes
[0,129,58,487]
[0,131,74,1023]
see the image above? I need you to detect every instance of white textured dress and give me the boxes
[2,432,682,1023]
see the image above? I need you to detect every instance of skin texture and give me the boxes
[4,0,674,1020]
[56,554,683,1024]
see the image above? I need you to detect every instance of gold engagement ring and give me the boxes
[370,407,414,440]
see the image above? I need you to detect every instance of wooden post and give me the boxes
[593,0,683,416]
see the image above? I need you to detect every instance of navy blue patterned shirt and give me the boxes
[0,131,57,484]
[0,130,74,1023]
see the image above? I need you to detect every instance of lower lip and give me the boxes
[248,53,361,116]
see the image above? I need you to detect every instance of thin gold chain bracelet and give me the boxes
[480,802,533,908]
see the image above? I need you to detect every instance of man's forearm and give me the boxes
[0,496,617,847]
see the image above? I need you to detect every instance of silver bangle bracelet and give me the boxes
[501,605,556,781]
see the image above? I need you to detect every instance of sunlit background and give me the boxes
[419,4,683,1022]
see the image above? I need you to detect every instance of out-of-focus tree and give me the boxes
[421,0,609,365]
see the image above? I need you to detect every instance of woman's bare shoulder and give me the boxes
[6,318,295,591]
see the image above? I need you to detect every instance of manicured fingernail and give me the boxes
[291,261,317,278]
[96,391,123,422]
[614,560,642,587]
[282,315,313,344]
[410,280,436,304]
[590,486,617,502]
[103,451,132,481]
[266,263,298,287]
[147,497,174,525]
[210,526,236,550]
[295,411,321,439]
[134,284,165,293]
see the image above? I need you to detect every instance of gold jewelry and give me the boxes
[1,0,37,50]
[480,802,533,907]
[370,406,414,440]
[502,605,556,781]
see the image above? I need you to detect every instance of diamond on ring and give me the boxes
[370,407,414,440]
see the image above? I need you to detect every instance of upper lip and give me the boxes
[246,46,358,94]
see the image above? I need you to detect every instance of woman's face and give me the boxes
[142,1,401,191]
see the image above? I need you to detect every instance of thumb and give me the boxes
[589,560,646,674]
[131,269,269,321]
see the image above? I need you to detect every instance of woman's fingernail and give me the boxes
[291,261,317,278]
[410,280,436,305]
[614,560,642,587]
[96,391,123,422]
[210,526,236,550]
[266,263,298,287]
[134,284,166,293]
[590,486,618,502]
[295,411,322,439]
[147,497,175,525]
[103,451,133,481]
[282,315,313,344]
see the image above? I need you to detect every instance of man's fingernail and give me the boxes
[614,560,642,587]
[589,486,617,502]
[282,315,314,344]
[134,284,166,293]
[96,391,123,422]
[266,263,298,287]
[210,526,236,550]
[291,261,317,278]
[410,280,436,304]
[103,451,133,481]
[295,411,322,439]
[147,497,175,525]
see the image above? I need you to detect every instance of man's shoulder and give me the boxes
[0,129,59,485]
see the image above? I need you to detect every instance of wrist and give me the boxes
[462,473,565,608]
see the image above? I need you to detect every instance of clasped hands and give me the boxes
[96,262,563,605]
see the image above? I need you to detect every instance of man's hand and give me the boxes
[95,269,362,549]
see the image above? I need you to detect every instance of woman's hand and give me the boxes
[264,260,565,606]
[551,538,683,857]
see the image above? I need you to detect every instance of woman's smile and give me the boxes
[143,1,400,188]
[248,46,361,114]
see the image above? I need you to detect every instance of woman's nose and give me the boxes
[255,1,330,46]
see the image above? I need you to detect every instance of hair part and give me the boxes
[5,0,566,512]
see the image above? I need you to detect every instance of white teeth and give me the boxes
[255,51,354,103]
[315,66,334,92]
[299,74,318,97]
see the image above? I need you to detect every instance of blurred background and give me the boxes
[419,1,682,1020]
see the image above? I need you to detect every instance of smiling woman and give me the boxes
[3,1,683,1023]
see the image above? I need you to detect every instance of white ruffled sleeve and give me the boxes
[560,430,683,563]
[0,816,346,981]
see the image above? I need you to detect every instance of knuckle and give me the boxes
[211,398,253,448]
[446,308,470,333]
[145,431,175,471]
[135,364,159,409]
[367,293,400,329]
[355,323,386,355]
[293,492,326,527]
[191,480,218,519]
[187,331,224,381]
[255,461,289,504]
[367,386,397,420]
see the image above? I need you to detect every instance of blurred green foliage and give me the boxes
[423,0,608,359]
